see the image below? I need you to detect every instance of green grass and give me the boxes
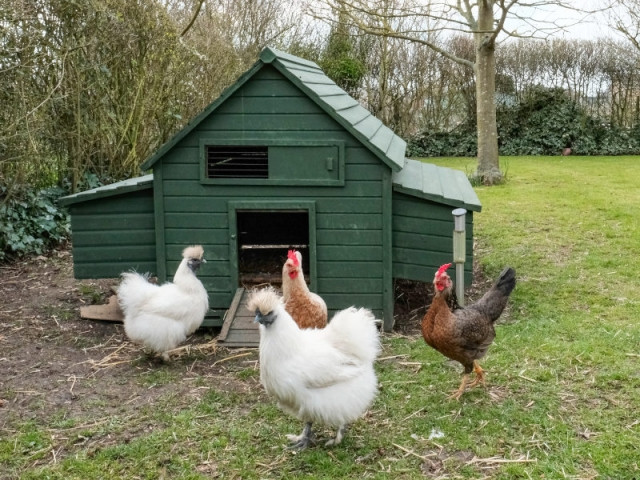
[3,155,640,478]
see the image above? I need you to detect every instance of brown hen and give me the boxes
[282,250,328,329]
[421,263,516,399]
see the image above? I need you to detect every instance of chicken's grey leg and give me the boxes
[286,422,315,449]
[325,424,347,446]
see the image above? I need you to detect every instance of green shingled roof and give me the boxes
[58,174,153,206]
[141,47,406,172]
[392,159,482,212]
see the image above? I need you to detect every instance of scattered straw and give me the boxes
[166,338,219,359]
[467,455,537,465]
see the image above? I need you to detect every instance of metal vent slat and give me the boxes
[207,146,268,179]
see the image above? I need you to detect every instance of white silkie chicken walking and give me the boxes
[117,245,209,361]
[247,287,380,449]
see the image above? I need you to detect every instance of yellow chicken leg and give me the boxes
[467,361,486,389]
[448,361,486,400]
[448,373,470,400]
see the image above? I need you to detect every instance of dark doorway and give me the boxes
[236,210,309,286]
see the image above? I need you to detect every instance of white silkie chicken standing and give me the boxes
[247,287,380,449]
[117,245,209,361]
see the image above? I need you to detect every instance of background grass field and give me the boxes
[2,156,639,479]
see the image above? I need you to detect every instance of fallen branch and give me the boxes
[402,406,427,422]
[212,351,253,366]
[392,443,431,461]
[518,374,537,383]
[468,455,537,465]
[378,354,409,361]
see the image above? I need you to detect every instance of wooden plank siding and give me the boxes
[156,65,389,326]
[392,191,474,285]
[69,189,156,278]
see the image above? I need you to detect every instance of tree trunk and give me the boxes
[473,2,502,185]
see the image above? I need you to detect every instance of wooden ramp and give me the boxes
[218,288,260,347]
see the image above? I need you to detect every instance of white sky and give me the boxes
[508,1,624,40]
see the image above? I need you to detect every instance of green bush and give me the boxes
[0,185,70,262]
[408,86,640,157]
[497,86,584,155]
[406,126,477,157]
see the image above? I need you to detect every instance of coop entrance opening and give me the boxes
[236,210,310,286]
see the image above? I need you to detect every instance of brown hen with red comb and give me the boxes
[282,249,328,329]
[421,263,516,399]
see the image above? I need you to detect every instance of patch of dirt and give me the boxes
[0,248,260,438]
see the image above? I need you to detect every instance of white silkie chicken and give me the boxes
[117,245,209,361]
[247,287,380,449]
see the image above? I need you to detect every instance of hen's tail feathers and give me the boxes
[475,267,516,323]
[495,267,517,297]
[325,307,381,364]
[117,272,158,315]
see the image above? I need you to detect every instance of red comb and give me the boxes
[287,250,300,267]
[436,263,452,276]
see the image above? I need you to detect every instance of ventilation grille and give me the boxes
[207,146,268,178]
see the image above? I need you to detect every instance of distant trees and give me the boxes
[0,0,310,193]
[311,0,614,184]
[1,0,639,196]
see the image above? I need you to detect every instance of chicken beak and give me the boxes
[254,310,276,326]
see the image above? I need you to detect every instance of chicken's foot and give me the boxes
[448,374,469,400]
[448,362,487,400]
[325,424,347,447]
[286,422,315,450]
[467,361,486,389]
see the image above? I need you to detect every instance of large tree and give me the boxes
[312,0,600,184]
[610,0,640,50]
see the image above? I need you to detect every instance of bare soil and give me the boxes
[0,248,259,439]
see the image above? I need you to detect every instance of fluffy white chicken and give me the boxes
[247,287,380,449]
[117,245,209,361]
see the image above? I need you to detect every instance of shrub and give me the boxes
[0,185,71,262]
[407,126,477,157]
[408,86,640,157]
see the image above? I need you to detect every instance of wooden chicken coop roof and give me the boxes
[393,159,482,212]
[58,174,153,206]
[140,47,406,173]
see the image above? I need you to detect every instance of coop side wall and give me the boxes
[68,189,157,278]
[154,65,390,325]
[392,192,474,286]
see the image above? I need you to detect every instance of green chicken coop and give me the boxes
[59,47,481,335]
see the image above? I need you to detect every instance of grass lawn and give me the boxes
[2,155,639,479]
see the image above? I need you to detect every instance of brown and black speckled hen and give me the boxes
[421,263,516,400]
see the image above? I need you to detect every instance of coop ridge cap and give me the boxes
[260,47,320,70]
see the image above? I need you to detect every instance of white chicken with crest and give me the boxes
[281,249,328,329]
[117,245,209,361]
[248,287,380,449]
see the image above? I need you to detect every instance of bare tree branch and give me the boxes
[181,0,206,37]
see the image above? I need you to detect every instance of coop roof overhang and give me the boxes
[392,159,482,212]
[58,174,154,207]
[140,47,406,173]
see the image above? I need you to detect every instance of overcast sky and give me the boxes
[513,1,622,40]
